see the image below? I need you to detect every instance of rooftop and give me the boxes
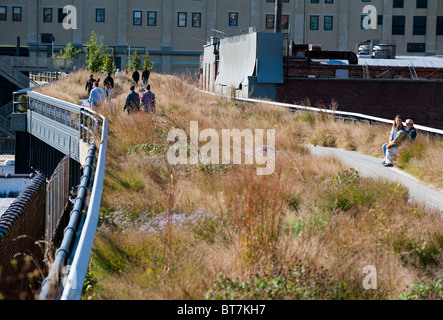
[358,55,443,68]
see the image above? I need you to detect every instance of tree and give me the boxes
[102,54,115,74]
[59,42,81,59]
[142,51,154,71]
[128,50,142,71]
[84,31,108,73]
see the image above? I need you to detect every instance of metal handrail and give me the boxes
[39,144,96,299]
[0,55,84,72]
[236,96,443,136]
[61,111,107,300]
[196,86,443,136]
[0,57,38,88]
[20,91,108,300]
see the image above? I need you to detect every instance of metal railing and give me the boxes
[39,144,96,299]
[235,96,443,136]
[15,89,108,300]
[197,85,443,137]
[45,155,70,247]
[30,72,62,83]
[0,57,38,88]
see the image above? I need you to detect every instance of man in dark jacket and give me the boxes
[132,70,140,85]
[142,68,150,86]
[405,119,417,140]
[103,73,114,100]
[85,74,99,94]
[123,85,140,114]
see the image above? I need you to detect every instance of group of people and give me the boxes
[85,69,155,114]
[86,73,113,108]
[131,68,151,87]
[382,115,417,167]
[123,84,156,114]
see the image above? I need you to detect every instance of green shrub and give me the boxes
[393,233,442,267]
[399,280,443,300]
[287,211,329,236]
[297,110,316,124]
[219,101,247,109]
[310,132,337,147]
[196,163,231,174]
[92,238,131,274]
[206,266,331,300]
[127,143,168,155]
[318,170,408,213]
[397,140,427,169]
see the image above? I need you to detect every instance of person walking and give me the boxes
[139,87,145,100]
[140,84,156,113]
[123,85,140,114]
[85,74,99,94]
[142,68,150,86]
[103,72,114,100]
[405,119,417,140]
[132,69,140,86]
[88,82,105,108]
[383,115,407,167]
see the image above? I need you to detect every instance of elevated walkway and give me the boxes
[0,57,37,88]
[0,55,83,73]
[0,56,83,150]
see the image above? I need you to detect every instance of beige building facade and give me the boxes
[0,0,442,74]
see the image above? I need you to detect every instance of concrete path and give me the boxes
[80,99,89,108]
[307,145,443,216]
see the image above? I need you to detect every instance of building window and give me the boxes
[310,15,319,30]
[229,12,238,26]
[266,14,274,29]
[281,15,289,29]
[178,12,187,27]
[309,16,320,30]
[192,12,201,27]
[58,8,67,23]
[378,15,383,25]
[407,43,425,52]
[437,17,443,36]
[416,0,427,9]
[393,0,404,8]
[311,0,319,3]
[392,15,405,35]
[96,8,105,23]
[413,16,427,35]
[133,11,142,26]
[324,16,333,30]
[266,0,289,2]
[43,8,52,23]
[265,14,289,30]
[41,33,54,44]
[13,7,21,21]
[0,6,7,21]
[325,0,333,4]
[362,0,371,2]
[148,11,156,26]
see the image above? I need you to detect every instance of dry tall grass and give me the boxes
[37,71,442,300]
